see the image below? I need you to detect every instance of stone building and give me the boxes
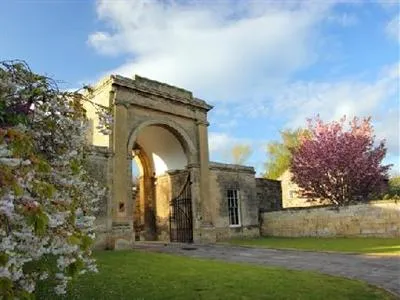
[279,170,312,208]
[278,170,328,208]
[85,74,280,249]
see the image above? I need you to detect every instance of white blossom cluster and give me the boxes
[96,109,113,135]
[0,61,111,297]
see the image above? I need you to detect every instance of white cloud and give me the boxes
[385,13,400,43]
[88,0,399,170]
[87,32,116,55]
[208,132,264,167]
[374,108,399,155]
[276,63,400,155]
[88,0,335,102]
[208,132,244,154]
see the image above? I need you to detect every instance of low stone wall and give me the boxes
[261,200,400,238]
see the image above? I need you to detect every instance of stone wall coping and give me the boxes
[87,76,113,97]
[209,161,255,174]
[166,169,188,175]
[368,199,399,204]
[87,145,112,157]
[255,177,281,183]
[261,199,399,214]
[106,74,213,111]
[134,74,192,98]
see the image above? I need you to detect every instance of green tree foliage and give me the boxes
[231,144,252,165]
[264,129,309,179]
[384,175,400,198]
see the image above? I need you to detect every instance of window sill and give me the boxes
[229,225,242,228]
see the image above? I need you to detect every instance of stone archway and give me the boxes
[84,74,216,248]
[127,119,197,164]
[128,123,194,242]
[86,74,269,250]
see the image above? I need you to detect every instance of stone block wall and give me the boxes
[261,200,400,237]
[278,170,329,208]
[85,146,112,249]
[256,178,282,212]
[154,173,171,241]
[85,146,111,222]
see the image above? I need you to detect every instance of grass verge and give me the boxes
[228,237,400,255]
[36,250,396,300]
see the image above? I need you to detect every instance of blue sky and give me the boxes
[1,0,399,175]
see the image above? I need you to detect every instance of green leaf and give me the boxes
[0,277,14,299]
[12,182,24,197]
[9,132,33,158]
[16,290,34,300]
[68,234,81,245]
[37,160,51,173]
[0,252,8,266]
[66,258,84,277]
[32,181,55,199]
[81,235,94,251]
[70,158,81,175]
[26,209,49,236]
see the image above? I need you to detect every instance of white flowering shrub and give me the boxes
[0,61,112,298]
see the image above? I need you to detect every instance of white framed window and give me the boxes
[227,189,241,227]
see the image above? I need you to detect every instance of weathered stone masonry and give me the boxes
[209,162,259,240]
[256,178,282,212]
[261,200,400,238]
[86,73,397,246]
[85,74,282,248]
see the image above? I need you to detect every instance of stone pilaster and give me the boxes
[111,99,133,248]
[143,176,156,240]
[195,121,216,243]
[197,121,212,224]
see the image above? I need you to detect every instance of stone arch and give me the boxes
[87,75,214,247]
[127,119,197,241]
[127,119,197,166]
[131,143,153,178]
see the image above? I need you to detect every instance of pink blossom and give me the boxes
[290,116,390,206]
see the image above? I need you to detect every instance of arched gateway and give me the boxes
[85,74,281,249]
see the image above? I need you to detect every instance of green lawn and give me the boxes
[228,237,400,255]
[36,251,395,300]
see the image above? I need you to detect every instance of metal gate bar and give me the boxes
[169,174,193,243]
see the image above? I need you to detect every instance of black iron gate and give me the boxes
[169,174,193,243]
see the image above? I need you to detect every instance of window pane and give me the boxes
[234,209,238,225]
[227,189,240,226]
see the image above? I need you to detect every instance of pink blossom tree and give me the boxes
[290,116,391,206]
